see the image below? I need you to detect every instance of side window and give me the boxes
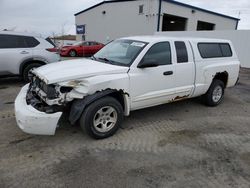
[143,42,171,66]
[198,43,232,58]
[175,41,188,63]
[139,5,144,14]
[82,42,89,46]
[16,36,27,48]
[0,35,10,48]
[220,44,232,57]
[0,34,27,48]
[24,36,40,48]
[89,42,98,46]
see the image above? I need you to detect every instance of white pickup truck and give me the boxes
[15,36,240,139]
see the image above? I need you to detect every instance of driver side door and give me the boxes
[129,41,177,110]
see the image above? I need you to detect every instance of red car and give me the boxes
[60,41,104,57]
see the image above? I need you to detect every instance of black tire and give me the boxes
[23,63,42,82]
[80,96,123,139]
[69,50,77,57]
[203,79,225,107]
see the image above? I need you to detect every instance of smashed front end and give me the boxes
[26,76,71,113]
[15,75,73,135]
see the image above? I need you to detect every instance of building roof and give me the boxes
[122,35,231,43]
[74,0,240,21]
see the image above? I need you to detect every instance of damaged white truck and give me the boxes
[15,36,240,139]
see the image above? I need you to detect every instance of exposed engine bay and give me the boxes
[26,75,71,113]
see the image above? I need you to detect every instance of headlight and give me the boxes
[66,80,82,87]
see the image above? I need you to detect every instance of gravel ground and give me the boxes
[0,68,249,188]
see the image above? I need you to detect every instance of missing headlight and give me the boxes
[44,85,58,99]
[60,86,73,93]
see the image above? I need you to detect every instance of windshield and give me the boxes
[93,39,147,67]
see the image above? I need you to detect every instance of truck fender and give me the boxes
[69,89,117,125]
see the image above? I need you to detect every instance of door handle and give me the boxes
[20,51,29,54]
[163,71,173,76]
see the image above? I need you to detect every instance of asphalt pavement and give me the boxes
[0,68,249,188]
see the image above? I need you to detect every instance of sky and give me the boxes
[0,0,249,37]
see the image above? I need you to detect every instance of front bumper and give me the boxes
[15,84,62,135]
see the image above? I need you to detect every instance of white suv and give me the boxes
[0,31,60,81]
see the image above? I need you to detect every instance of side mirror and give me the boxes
[137,59,159,68]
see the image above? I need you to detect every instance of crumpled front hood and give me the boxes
[32,59,129,84]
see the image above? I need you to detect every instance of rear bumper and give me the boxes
[56,54,61,61]
[15,84,62,135]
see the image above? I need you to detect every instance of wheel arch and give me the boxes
[19,58,47,75]
[204,71,228,94]
[213,71,228,88]
[69,89,130,125]
[107,90,130,116]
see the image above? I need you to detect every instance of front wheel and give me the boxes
[203,79,225,107]
[80,97,123,139]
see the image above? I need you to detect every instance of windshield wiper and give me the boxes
[96,57,126,66]
[98,57,112,63]
[97,57,119,65]
[90,55,97,60]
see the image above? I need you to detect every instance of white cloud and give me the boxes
[0,0,102,36]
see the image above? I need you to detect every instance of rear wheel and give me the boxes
[69,50,77,57]
[203,79,225,106]
[23,63,42,82]
[80,97,123,139]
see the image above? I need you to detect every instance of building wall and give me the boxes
[156,30,250,68]
[75,0,238,43]
[160,2,238,31]
[76,0,158,43]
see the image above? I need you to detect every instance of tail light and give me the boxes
[46,48,58,53]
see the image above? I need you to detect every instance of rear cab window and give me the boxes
[198,43,232,58]
[175,41,188,63]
